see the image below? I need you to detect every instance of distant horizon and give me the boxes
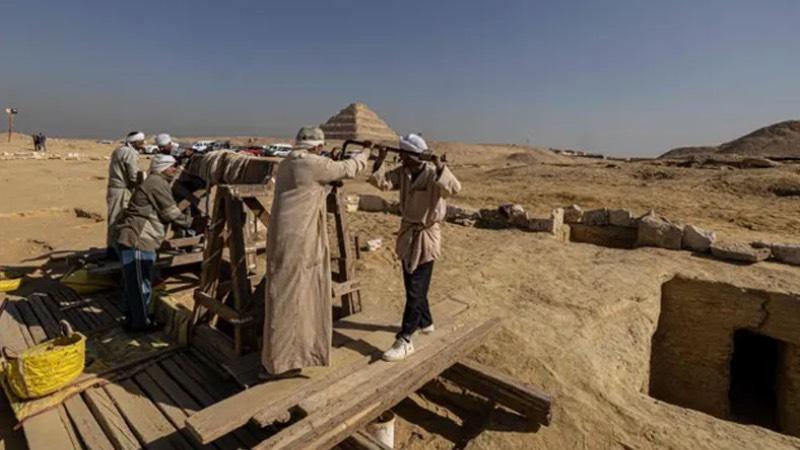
[2,1,799,157]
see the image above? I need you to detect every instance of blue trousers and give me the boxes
[398,261,434,341]
[119,246,156,331]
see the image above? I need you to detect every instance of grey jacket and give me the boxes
[108,145,139,190]
[116,172,192,251]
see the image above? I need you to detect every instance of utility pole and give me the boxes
[5,108,18,142]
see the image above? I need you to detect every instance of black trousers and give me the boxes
[398,261,434,341]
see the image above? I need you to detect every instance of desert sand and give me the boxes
[1,134,799,449]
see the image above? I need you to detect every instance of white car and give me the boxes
[142,145,159,155]
[264,143,293,157]
[191,140,215,153]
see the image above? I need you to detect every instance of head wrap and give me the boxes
[126,131,145,144]
[399,133,428,154]
[155,133,172,147]
[295,126,325,149]
[149,154,177,174]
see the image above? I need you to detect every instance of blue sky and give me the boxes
[1,0,798,156]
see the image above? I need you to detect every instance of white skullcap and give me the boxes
[295,126,325,149]
[155,133,172,147]
[126,131,145,143]
[149,154,177,174]
[399,133,428,154]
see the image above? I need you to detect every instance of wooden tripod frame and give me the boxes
[190,184,363,359]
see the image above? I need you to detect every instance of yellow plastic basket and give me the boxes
[3,326,86,399]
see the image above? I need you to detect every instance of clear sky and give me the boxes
[1,0,798,156]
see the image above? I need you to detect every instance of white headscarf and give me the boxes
[149,154,177,174]
[155,133,172,147]
[126,131,145,144]
[399,133,428,154]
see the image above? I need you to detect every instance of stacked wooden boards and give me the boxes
[185,299,510,449]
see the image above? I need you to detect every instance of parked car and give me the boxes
[191,140,214,153]
[237,145,266,157]
[143,144,159,155]
[264,143,293,157]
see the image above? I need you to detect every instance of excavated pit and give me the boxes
[649,277,800,437]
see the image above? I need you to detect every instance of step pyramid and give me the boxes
[320,102,399,143]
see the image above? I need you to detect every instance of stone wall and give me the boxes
[651,277,800,436]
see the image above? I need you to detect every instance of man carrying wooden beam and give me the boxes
[369,133,461,361]
[260,126,371,380]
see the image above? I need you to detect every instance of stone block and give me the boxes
[608,209,634,227]
[563,205,583,224]
[710,242,771,263]
[682,224,716,253]
[754,242,800,266]
[358,194,389,212]
[636,214,683,250]
[583,208,609,226]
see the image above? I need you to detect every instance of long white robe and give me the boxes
[261,150,368,374]
[106,144,139,247]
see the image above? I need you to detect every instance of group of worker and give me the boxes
[104,125,461,380]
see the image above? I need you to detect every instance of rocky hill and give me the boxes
[660,120,800,159]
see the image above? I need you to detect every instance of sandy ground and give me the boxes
[2,134,800,449]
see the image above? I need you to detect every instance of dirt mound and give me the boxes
[717,120,800,157]
[660,120,800,159]
[659,146,718,159]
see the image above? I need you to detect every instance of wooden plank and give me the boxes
[24,408,80,450]
[339,431,392,450]
[193,291,253,324]
[254,319,499,450]
[140,365,244,450]
[84,386,141,450]
[224,190,252,356]
[332,280,361,299]
[105,380,195,450]
[227,184,271,199]
[441,359,553,426]
[186,341,367,444]
[163,355,261,448]
[58,405,84,450]
[64,395,116,450]
[88,251,204,276]
[16,300,48,344]
[28,294,62,338]
[0,300,32,353]
[242,197,269,226]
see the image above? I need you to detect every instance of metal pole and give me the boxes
[6,113,11,143]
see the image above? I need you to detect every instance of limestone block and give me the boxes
[710,242,771,263]
[754,242,800,266]
[563,205,583,224]
[636,214,683,250]
[526,218,553,232]
[608,209,634,228]
[682,224,716,253]
[358,194,389,212]
[583,208,609,226]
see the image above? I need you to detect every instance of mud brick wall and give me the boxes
[650,277,800,435]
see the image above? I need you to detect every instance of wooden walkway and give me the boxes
[1,287,270,450]
[2,287,551,450]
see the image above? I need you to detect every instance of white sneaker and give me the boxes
[382,338,414,362]
[420,324,435,335]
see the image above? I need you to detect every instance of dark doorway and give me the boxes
[729,329,782,431]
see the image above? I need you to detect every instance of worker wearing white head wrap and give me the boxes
[154,133,173,154]
[369,133,461,362]
[399,133,428,154]
[261,126,372,378]
[116,152,192,332]
[149,154,177,174]
[106,131,146,253]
